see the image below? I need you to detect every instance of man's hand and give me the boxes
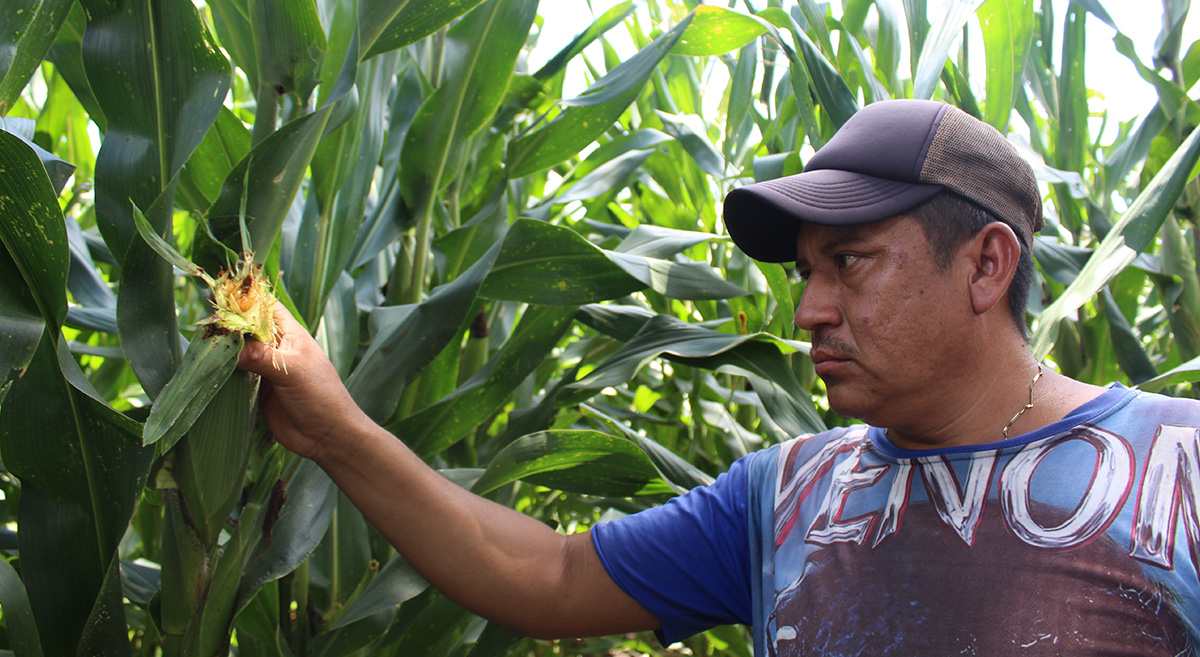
[236,302,369,461]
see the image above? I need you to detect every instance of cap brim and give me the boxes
[723,169,943,262]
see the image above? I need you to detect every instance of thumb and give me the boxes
[237,336,278,378]
[236,301,305,383]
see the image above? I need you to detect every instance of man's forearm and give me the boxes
[307,414,657,639]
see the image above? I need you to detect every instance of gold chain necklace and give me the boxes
[1002,363,1044,439]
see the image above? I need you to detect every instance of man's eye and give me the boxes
[797,269,811,281]
[835,254,860,268]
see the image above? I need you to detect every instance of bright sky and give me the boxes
[532,0,1200,132]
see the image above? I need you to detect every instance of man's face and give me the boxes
[794,216,973,428]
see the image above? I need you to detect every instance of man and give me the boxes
[240,99,1199,654]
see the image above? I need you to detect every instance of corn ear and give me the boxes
[172,369,257,546]
[134,199,283,355]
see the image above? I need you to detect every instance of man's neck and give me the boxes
[881,357,1107,451]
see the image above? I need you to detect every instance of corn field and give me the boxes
[2,0,1200,655]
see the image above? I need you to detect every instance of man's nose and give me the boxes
[793,277,842,331]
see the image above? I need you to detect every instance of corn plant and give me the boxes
[1,0,1199,655]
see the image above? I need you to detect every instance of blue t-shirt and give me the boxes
[593,385,1200,655]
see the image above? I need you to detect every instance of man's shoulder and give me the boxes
[778,424,871,449]
[1110,386,1200,421]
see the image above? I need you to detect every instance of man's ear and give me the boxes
[964,222,1022,316]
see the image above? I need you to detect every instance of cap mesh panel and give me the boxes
[920,108,1042,246]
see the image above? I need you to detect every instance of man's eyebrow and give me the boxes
[817,232,870,253]
[795,231,871,273]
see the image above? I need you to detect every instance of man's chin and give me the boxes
[823,384,872,422]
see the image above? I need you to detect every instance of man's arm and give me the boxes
[237,304,659,639]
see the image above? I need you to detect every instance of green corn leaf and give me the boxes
[534,0,637,80]
[197,109,334,271]
[835,26,889,104]
[296,53,402,325]
[725,41,758,160]
[0,557,44,657]
[575,303,655,342]
[1114,33,1193,115]
[229,581,286,653]
[206,0,258,90]
[0,0,74,114]
[1159,215,1200,361]
[347,67,426,270]
[347,239,504,422]
[614,225,718,258]
[506,13,693,178]
[1099,290,1157,384]
[0,249,43,405]
[399,0,537,207]
[196,42,360,272]
[236,458,336,617]
[979,0,1035,130]
[913,0,987,99]
[0,130,69,329]
[131,202,209,280]
[79,0,230,262]
[46,4,106,131]
[1104,105,1170,196]
[673,5,768,56]
[1139,354,1200,392]
[361,0,489,59]
[1056,2,1087,179]
[142,329,243,451]
[462,621,523,657]
[549,149,655,205]
[571,313,823,436]
[0,334,152,655]
[655,111,725,178]
[80,0,230,399]
[873,0,904,91]
[607,251,752,301]
[64,213,115,310]
[580,418,712,490]
[479,219,747,304]
[479,220,642,304]
[548,127,671,186]
[1032,120,1200,359]
[248,0,325,103]
[384,591,470,656]
[396,305,577,456]
[178,107,252,214]
[0,132,68,404]
[328,556,429,631]
[757,260,797,339]
[119,188,186,399]
[790,25,858,127]
[471,430,674,497]
[0,120,75,194]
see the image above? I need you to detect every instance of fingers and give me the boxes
[237,302,313,381]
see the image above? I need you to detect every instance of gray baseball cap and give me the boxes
[722,99,1043,263]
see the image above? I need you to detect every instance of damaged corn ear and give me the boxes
[130,203,285,369]
[202,251,285,370]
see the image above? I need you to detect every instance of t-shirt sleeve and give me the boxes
[591,454,754,644]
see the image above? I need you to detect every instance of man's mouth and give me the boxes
[809,348,852,377]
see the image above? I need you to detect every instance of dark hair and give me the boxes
[906,192,1034,341]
